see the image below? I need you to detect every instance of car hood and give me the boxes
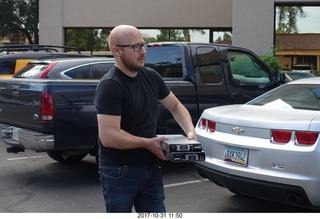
[200,104,320,131]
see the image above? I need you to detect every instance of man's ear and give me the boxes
[112,46,121,57]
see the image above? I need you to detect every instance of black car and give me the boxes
[0,44,91,78]
[13,57,115,79]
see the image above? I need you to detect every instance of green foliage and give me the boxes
[260,54,281,72]
[144,29,206,42]
[156,29,185,41]
[66,29,109,51]
[0,0,39,44]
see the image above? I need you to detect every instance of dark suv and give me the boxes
[13,57,115,79]
[0,44,91,78]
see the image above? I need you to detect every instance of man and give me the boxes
[94,24,196,213]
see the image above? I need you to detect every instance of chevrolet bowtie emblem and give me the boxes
[232,127,244,134]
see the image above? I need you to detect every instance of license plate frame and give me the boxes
[223,146,248,166]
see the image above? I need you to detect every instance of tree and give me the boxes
[0,0,39,44]
[276,6,307,33]
[260,48,281,72]
[151,29,206,42]
[156,29,185,41]
[215,32,232,44]
[66,29,108,51]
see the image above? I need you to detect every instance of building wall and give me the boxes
[232,0,275,55]
[62,0,233,28]
[39,0,233,50]
[39,0,63,47]
[38,0,320,56]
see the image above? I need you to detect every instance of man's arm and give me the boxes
[97,114,168,160]
[159,91,197,140]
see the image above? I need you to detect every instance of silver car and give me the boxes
[195,77,320,209]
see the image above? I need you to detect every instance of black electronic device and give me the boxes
[158,134,206,162]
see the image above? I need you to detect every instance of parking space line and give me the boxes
[164,178,209,188]
[7,155,47,161]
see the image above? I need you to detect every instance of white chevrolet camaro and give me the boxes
[195,77,320,210]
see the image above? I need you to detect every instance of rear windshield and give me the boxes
[248,84,320,111]
[14,63,49,78]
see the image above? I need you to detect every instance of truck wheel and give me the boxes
[46,151,88,163]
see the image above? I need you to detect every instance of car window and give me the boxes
[145,46,183,79]
[64,63,113,79]
[14,63,49,78]
[64,65,90,79]
[228,51,271,84]
[249,84,320,110]
[90,63,113,79]
[196,47,222,83]
[0,60,15,74]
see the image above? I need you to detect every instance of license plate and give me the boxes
[223,146,248,166]
[12,127,21,142]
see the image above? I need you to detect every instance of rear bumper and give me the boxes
[0,124,54,152]
[195,162,316,209]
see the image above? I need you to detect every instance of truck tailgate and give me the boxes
[0,78,99,151]
[0,78,44,129]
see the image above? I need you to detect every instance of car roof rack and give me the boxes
[0,44,82,54]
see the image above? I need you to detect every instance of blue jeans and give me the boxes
[99,164,166,213]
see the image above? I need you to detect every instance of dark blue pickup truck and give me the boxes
[0,42,284,163]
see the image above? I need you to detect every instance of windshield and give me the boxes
[248,84,320,111]
[287,72,315,80]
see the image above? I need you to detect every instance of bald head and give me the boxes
[108,25,142,49]
[107,25,146,75]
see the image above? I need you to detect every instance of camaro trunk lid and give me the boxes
[201,104,320,132]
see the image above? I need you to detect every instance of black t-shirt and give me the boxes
[94,66,170,165]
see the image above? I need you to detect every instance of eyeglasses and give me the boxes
[116,42,148,52]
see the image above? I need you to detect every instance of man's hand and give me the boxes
[147,136,169,161]
[187,131,197,141]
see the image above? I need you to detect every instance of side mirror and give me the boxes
[275,70,285,84]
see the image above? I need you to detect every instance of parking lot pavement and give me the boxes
[0,142,318,213]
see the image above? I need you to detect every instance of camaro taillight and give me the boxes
[199,118,216,132]
[296,131,318,145]
[271,130,292,143]
[41,91,55,121]
[271,129,319,146]
[200,118,206,129]
[208,120,216,132]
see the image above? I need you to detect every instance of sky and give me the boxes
[297,7,320,33]
[140,6,320,43]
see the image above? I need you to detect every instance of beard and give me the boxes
[120,54,145,72]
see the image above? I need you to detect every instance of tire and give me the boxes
[46,151,88,163]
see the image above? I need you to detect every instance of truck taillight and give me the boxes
[271,130,318,146]
[199,118,216,133]
[41,91,55,121]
